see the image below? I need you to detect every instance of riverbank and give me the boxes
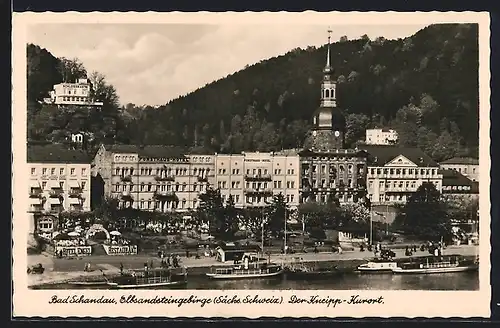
[28,244,479,288]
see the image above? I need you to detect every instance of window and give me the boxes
[51,168,56,175]
[42,168,47,175]
[81,181,86,190]
[70,168,75,175]
[59,168,64,175]
[31,168,36,175]
[59,182,64,189]
[291,181,295,188]
[81,168,87,175]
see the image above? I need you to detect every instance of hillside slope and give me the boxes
[27,23,479,161]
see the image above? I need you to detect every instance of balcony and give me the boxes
[68,188,82,198]
[119,191,133,200]
[244,188,273,196]
[49,188,64,198]
[154,190,177,199]
[29,189,43,198]
[120,175,133,182]
[244,174,272,181]
[155,175,175,182]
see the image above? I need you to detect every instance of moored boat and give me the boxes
[391,255,479,274]
[105,267,188,289]
[206,262,283,280]
[356,258,399,273]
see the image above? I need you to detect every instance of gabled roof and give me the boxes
[27,144,91,164]
[102,144,187,159]
[440,157,479,165]
[359,145,437,167]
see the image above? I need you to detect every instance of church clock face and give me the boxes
[334,130,340,137]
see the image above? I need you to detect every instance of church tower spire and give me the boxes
[320,28,336,108]
[303,28,346,151]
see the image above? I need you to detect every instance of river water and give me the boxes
[34,271,479,290]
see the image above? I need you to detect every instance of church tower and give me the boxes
[303,29,346,151]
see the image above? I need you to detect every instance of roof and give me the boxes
[439,169,479,191]
[27,144,91,164]
[440,157,479,165]
[359,145,437,167]
[216,244,261,252]
[103,144,187,159]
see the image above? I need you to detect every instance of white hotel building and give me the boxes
[28,144,91,234]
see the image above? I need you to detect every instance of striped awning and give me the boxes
[48,198,61,205]
[68,180,80,188]
[69,198,80,205]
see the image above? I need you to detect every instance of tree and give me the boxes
[88,71,120,108]
[297,201,340,231]
[93,196,119,224]
[196,188,225,238]
[393,182,452,242]
[58,57,87,83]
[265,193,288,238]
[338,202,370,228]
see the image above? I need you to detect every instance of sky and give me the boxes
[27,24,428,106]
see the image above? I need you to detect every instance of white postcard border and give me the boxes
[12,11,492,318]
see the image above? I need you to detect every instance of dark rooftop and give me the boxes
[440,157,479,165]
[359,145,437,167]
[27,144,91,164]
[439,169,479,193]
[103,144,187,159]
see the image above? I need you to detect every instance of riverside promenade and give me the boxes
[27,244,479,287]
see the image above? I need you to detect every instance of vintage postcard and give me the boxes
[12,11,491,318]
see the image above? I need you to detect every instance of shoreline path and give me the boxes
[26,244,479,287]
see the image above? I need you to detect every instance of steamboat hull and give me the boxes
[206,269,284,280]
[106,280,188,289]
[391,264,478,274]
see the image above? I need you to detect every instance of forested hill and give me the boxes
[27,23,479,161]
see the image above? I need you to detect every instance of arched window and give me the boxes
[115,167,120,175]
[331,88,336,99]
[325,89,330,98]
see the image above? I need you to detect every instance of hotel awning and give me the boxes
[48,198,61,205]
[68,180,80,188]
[69,198,81,205]
[29,180,40,188]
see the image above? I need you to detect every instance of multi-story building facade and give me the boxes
[360,145,443,205]
[440,169,479,201]
[43,78,103,107]
[439,157,479,182]
[365,128,398,145]
[28,144,91,233]
[215,151,300,209]
[299,31,368,204]
[92,145,215,212]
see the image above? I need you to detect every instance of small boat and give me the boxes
[285,262,339,279]
[105,267,188,289]
[206,262,284,280]
[357,258,399,273]
[391,255,479,274]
